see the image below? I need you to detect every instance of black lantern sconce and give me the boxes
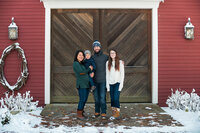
[8,17,18,40]
[184,18,194,40]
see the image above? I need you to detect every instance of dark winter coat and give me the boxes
[73,61,91,88]
[84,58,96,73]
[92,50,108,83]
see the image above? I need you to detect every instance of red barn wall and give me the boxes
[0,0,45,106]
[158,0,200,106]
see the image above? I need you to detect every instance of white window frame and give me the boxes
[41,0,164,104]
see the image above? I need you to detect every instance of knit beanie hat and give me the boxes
[92,40,101,48]
[84,50,91,56]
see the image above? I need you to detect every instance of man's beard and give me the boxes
[95,50,100,53]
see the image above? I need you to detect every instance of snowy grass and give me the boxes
[162,107,200,133]
[0,107,43,133]
[0,107,200,133]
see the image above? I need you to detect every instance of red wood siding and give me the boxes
[158,0,200,106]
[0,0,45,106]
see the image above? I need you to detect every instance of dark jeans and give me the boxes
[93,82,107,114]
[77,88,89,110]
[110,83,120,108]
[89,76,95,86]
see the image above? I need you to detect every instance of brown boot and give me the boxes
[94,112,100,117]
[101,113,107,120]
[113,108,120,118]
[111,107,116,116]
[77,110,84,119]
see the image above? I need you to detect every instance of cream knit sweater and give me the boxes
[106,60,125,91]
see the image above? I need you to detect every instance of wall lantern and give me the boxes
[184,18,194,40]
[8,17,18,40]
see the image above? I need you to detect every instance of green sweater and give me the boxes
[73,61,91,89]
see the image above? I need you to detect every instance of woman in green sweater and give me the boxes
[73,50,93,119]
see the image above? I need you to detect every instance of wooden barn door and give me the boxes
[51,9,99,102]
[101,10,152,102]
[51,9,152,103]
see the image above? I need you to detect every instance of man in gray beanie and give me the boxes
[91,40,108,119]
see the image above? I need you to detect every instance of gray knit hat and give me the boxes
[92,40,101,48]
[84,50,91,56]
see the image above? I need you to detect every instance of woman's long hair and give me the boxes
[108,49,120,71]
[74,50,85,64]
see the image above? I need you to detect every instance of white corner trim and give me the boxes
[152,8,159,104]
[44,7,51,104]
[42,0,163,104]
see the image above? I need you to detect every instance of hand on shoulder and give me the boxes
[120,60,125,65]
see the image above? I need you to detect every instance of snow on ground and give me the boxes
[162,107,200,133]
[0,107,200,133]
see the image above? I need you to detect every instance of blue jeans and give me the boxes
[93,82,107,114]
[110,83,120,108]
[77,88,89,110]
[89,76,95,86]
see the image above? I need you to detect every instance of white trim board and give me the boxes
[41,0,164,104]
